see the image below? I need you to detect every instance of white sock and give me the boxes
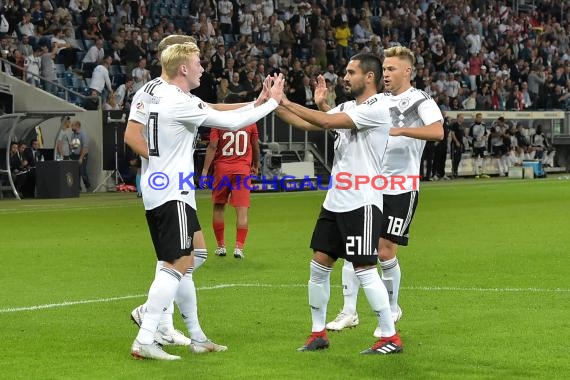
[140,262,174,330]
[175,270,207,342]
[380,257,401,314]
[308,260,331,332]
[341,259,359,315]
[474,157,481,175]
[355,267,395,337]
[136,267,182,344]
[193,249,207,271]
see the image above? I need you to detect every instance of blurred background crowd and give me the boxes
[0,0,568,112]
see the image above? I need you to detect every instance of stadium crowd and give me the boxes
[0,0,568,112]
[0,0,567,181]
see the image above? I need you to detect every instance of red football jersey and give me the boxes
[211,124,259,175]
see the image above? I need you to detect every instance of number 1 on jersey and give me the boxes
[147,112,159,157]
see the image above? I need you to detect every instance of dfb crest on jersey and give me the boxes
[399,98,410,109]
[198,102,207,109]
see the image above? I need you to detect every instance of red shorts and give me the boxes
[212,173,251,207]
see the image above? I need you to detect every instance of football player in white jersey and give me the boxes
[325,46,444,335]
[130,42,284,360]
[125,35,273,351]
[276,53,403,354]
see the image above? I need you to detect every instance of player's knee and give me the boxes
[379,240,397,261]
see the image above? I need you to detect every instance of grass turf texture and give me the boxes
[0,178,568,379]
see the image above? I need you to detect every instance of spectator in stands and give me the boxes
[476,83,492,110]
[240,70,261,102]
[334,21,351,61]
[18,13,36,48]
[527,65,545,106]
[290,75,316,109]
[217,0,233,35]
[18,35,34,58]
[89,54,113,102]
[226,71,247,103]
[123,30,146,74]
[103,92,121,110]
[40,44,57,94]
[324,78,336,109]
[114,76,134,110]
[0,47,12,75]
[83,88,100,110]
[131,57,150,92]
[216,78,230,103]
[82,38,104,76]
[81,14,103,42]
[444,72,460,102]
[210,43,227,79]
[24,46,42,87]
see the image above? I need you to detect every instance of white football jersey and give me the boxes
[141,84,209,210]
[381,88,443,194]
[470,122,487,148]
[323,95,390,213]
[128,77,166,176]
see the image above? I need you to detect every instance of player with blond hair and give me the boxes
[128,41,284,359]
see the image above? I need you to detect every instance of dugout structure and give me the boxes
[0,112,75,199]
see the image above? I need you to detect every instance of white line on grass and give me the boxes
[1,283,568,314]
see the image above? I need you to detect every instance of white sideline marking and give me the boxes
[0,283,568,314]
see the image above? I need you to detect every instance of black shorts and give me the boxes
[473,147,485,158]
[381,191,419,246]
[310,205,381,266]
[491,145,507,157]
[145,200,201,263]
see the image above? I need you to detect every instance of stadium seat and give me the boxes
[83,39,95,51]
[109,65,120,76]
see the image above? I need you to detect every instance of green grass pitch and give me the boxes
[0,178,569,379]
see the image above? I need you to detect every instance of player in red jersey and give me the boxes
[201,124,260,259]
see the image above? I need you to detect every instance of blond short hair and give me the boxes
[161,42,201,79]
[157,35,197,58]
[384,46,415,67]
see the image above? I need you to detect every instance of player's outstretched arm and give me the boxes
[389,121,444,141]
[124,120,149,158]
[275,102,322,132]
[281,95,355,130]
